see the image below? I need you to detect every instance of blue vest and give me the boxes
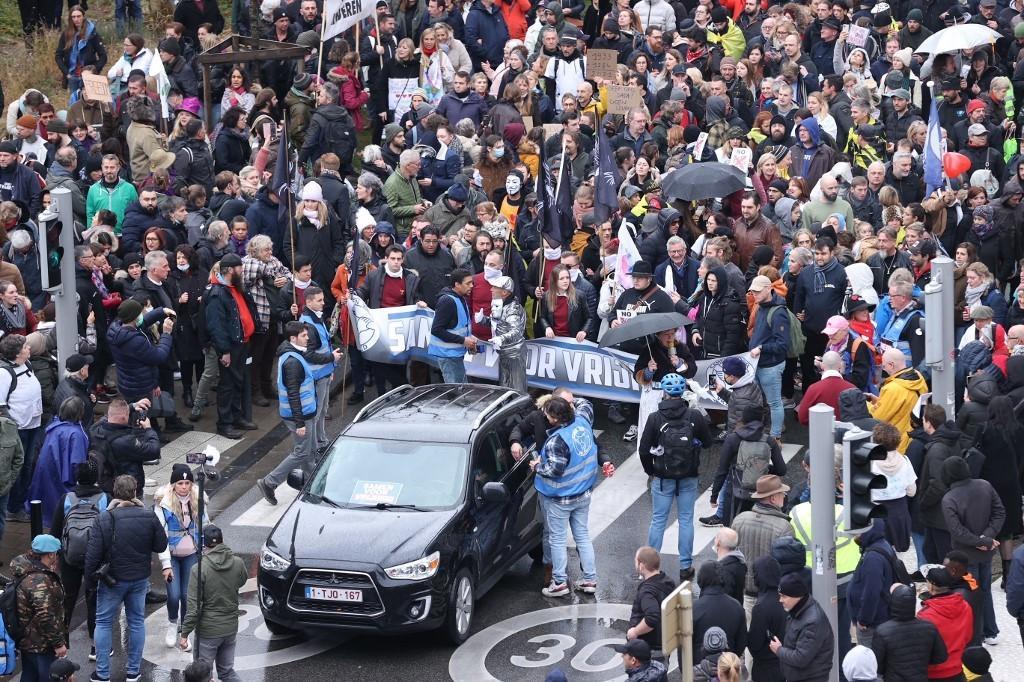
[534,416,599,499]
[278,350,317,419]
[879,308,922,366]
[428,293,470,358]
[160,503,202,552]
[300,312,334,381]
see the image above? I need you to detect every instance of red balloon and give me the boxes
[943,152,972,178]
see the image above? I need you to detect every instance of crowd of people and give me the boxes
[6,0,1024,678]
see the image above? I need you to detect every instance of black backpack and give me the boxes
[0,572,33,644]
[654,412,700,479]
[863,546,913,589]
[61,491,108,568]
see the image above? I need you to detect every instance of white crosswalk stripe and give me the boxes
[142,430,242,497]
[659,443,804,556]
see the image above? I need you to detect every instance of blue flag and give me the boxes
[924,97,943,195]
[594,125,621,222]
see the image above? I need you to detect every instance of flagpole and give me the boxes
[315,17,327,89]
[374,11,383,70]
[283,108,299,311]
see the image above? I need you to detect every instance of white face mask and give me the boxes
[505,176,522,195]
[569,267,581,281]
[484,265,502,279]
[544,246,561,260]
[176,263,189,272]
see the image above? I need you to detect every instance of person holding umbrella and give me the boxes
[633,324,697,445]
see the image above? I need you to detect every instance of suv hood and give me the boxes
[269,495,456,567]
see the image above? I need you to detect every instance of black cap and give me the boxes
[65,353,93,372]
[711,6,728,23]
[221,253,243,268]
[602,17,619,34]
[158,37,181,57]
[926,566,956,588]
[822,17,842,30]
[778,572,809,597]
[628,261,654,277]
[204,524,224,548]
[272,7,289,21]
[49,658,80,680]
[170,463,193,484]
[612,639,651,661]
[940,75,961,91]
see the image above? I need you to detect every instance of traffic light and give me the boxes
[842,430,888,532]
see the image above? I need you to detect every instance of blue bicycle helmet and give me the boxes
[656,373,687,396]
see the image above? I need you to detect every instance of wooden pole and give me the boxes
[374,11,383,70]
[315,17,327,86]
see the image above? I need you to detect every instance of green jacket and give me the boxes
[0,414,24,496]
[383,171,423,236]
[85,178,138,234]
[285,88,314,148]
[180,544,248,639]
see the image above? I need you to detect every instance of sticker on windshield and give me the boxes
[350,480,404,505]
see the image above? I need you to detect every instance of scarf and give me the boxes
[68,21,95,75]
[91,268,110,298]
[423,51,453,104]
[813,257,838,294]
[303,209,322,227]
[294,277,311,290]
[686,45,707,64]
[384,266,403,278]
[1013,342,1024,357]
[0,301,26,330]
[216,271,255,341]
[971,219,997,241]
[965,280,989,309]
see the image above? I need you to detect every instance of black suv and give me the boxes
[257,384,543,643]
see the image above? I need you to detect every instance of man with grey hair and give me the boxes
[383,148,429,236]
[797,350,856,424]
[45,145,85,222]
[357,171,395,226]
[654,235,699,301]
[866,227,910,295]
[298,80,356,173]
[878,278,925,368]
[196,220,230,271]
[884,150,925,205]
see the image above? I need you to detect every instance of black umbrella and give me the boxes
[598,312,692,348]
[660,162,748,201]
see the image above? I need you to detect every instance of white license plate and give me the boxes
[305,586,363,602]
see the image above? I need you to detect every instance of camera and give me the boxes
[131,407,148,427]
[94,562,117,587]
[185,445,221,467]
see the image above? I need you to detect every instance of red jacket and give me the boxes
[499,0,531,39]
[797,373,857,424]
[470,272,493,340]
[917,592,972,679]
[330,66,370,131]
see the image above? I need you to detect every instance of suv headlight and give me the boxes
[260,545,291,572]
[384,551,440,581]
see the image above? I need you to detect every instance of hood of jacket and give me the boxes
[887,366,928,392]
[858,518,888,547]
[704,265,732,299]
[966,372,998,404]
[842,645,879,682]
[889,583,917,620]
[656,397,690,421]
[753,554,781,592]
[255,185,277,208]
[796,117,821,147]
[204,543,239,570]
[838,388,873,422]
[657,206,681,236]
[10,551,52,579]
[736,419,766,441]
[771,535,806,574]
[931,420,963,449]
[959,341,993,377]
[314,103,353,123]
[773,197,797,231]
[544,0,564,24]
[941,454,972,486]
[705,96,727,124]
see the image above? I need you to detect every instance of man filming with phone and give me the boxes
[84,474,168,682]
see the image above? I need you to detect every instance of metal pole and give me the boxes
[926,255,955,418]
[808,404,839,682]
[29,500,42,538]
[193,465,205,660]
[51,188,78,378]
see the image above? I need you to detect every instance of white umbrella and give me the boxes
[914,24,1002,55]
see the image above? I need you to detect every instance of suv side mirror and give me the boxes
[480,481,509,504]
[287,469,307,491]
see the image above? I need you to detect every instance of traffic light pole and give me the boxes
[925,255,955,418]
[50,187,79,378]
[808,403,839,682]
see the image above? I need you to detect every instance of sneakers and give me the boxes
[188,404,202,422]
[782,397,796,410]
[257,478,278,505]
[984,636,999,646]
[622,425,638,442]
[126,673,142,682]
[94,387,111,404]
[541,581,570,597]
[574,580,597,594]
[91,675,110,682]
[607,404,627,424]
[679,566,695,583]
[89,646,97,662]
[699,515,724,528]
[164,622,178,648]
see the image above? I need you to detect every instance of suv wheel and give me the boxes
[444,568,474,644]
[263,617,295,636]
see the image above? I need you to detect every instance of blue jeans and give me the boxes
[756,362,785,438]
[911,531,927,568]
[95,577,148,679]
[540,493,597,585]
[20,652,55,682]
[436,356,467,383]
[647,477,698,569]
[970,560,998,638]
[114,0,142,32]
[166,552,199,625]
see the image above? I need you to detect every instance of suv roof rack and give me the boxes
[352,384,416,423]
[470,390,520,430]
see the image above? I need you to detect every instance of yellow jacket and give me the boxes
[707,20,747,60]
[869,368,928,453]
[790,501,860,578]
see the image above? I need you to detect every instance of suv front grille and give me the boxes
[287,569,385,617]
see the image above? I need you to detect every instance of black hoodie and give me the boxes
[748,555,787,679]
[691,266,746,358]
[871,584,948,682]
[628,570,677,650]
[638,397,712,479]
[918,421,964,529]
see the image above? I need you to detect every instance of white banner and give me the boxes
[388,77,418,120]
[322,0,374,41]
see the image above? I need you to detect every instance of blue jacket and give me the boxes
[204,277,259,355]
[106,310,174,400]
[434,90,490,128]
[120,200,162,255]
[1007,543,1024,618]
[25,418,89,522]
[84,500,168,584]
[847,520,895,628]
[748,293,791,368]
[244,187,284,260]
[463,0,509,70]
[653,256,699,301]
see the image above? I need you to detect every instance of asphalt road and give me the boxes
[32,385,813,682]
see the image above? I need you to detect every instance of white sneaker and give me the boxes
[541,581,570,597]
[984,636,999,646]
[164,622,178,648]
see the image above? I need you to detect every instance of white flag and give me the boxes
[615,219,642,291]
[147,53,171,119]
[322,0,374,41]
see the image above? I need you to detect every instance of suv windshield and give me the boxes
[309,437,469,510]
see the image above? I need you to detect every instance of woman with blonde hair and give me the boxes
[715,651,745,682]
[419,27,454,103]
[807,91,837,140]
